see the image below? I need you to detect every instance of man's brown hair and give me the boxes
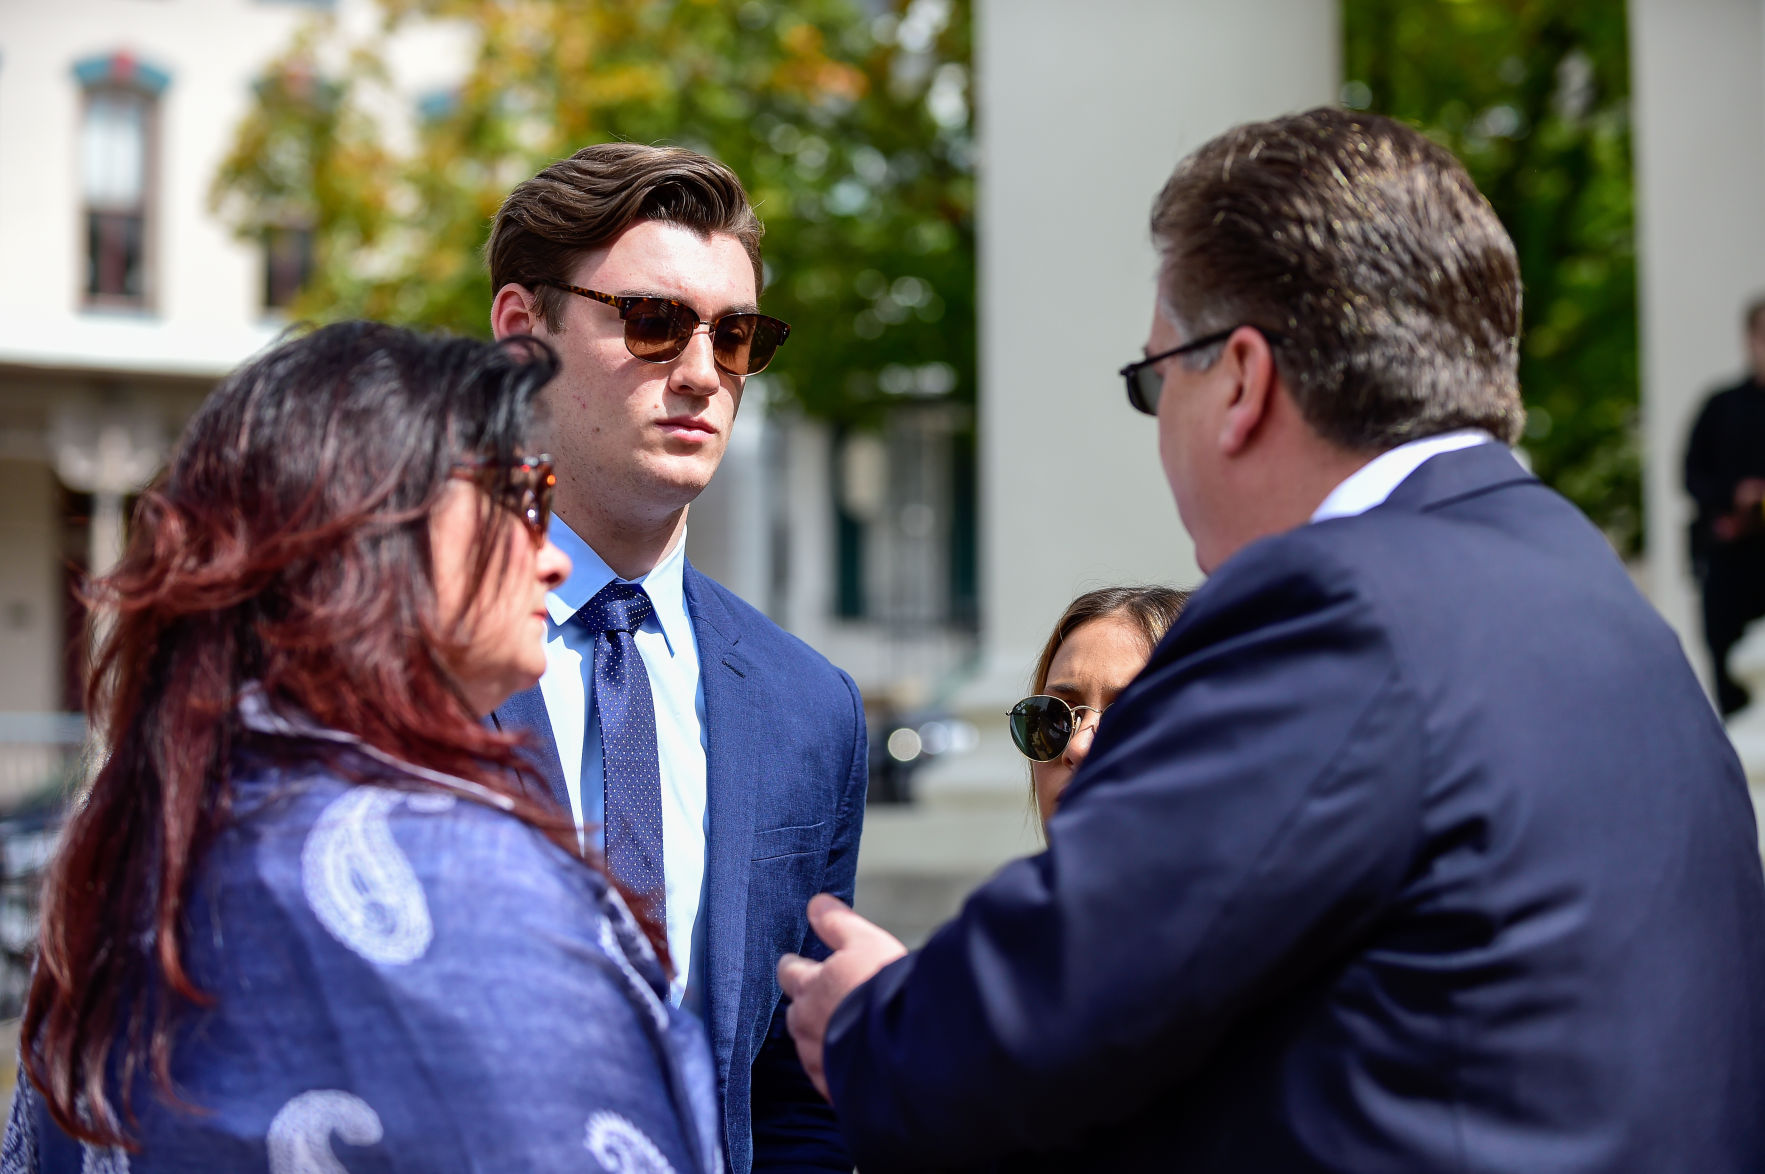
[487,142,764,332]
[1151,107,1525,449]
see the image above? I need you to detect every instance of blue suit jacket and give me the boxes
[494,562,867,1173]
[824,444,1765,1171]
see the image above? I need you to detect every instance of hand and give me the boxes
[1716,479,1765,542]
[776,894,908,1100]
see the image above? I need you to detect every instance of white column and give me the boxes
[684,379,771,607]
[1630,0,1765,676]
[43,398,163,785]
[776,416,838,651]
[920,0,1340,798]
[49,400,165,581]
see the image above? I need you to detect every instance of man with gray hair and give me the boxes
[778,108,1765,1171]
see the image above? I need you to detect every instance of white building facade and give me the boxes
[0,2,300,718]
[0,0,482,720]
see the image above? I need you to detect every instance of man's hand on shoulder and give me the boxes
[776,894,907,1100]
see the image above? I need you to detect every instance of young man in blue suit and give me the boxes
[486,143,866,1173]
[780,108,1765,1171]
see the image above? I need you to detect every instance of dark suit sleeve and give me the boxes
[749,667,869,1170]
[1685,391,1729,517]
[822,545,1423,1170]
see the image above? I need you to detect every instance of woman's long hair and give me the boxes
[21,322,654,1145]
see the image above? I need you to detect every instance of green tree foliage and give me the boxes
[212,0,974,429]
[1344,0,1640,552]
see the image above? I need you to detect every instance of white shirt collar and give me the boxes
[1310,429,1494,523]
[543,517,691,655]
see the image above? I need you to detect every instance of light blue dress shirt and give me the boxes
[538,517,709,1012]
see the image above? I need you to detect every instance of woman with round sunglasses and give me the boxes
[1011,586,1190,828]
[8,323,723,1173]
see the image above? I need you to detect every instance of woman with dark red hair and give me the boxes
[5,323,722,1173]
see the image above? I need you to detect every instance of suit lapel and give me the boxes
[684,562,759,1090]
[491,685,570,811]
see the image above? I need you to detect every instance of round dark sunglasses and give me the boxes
[1008,694,1106,762]
[541,281,791,377]
[454,455,556,547]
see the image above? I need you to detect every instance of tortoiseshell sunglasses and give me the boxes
[539,282,791,377]
[454,455,556,547]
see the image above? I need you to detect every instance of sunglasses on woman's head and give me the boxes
[455,455,556,547]
[1008,694,1106,762]
[539,281,791,377]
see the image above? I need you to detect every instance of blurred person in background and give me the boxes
[779,108,1765,1171]
[1684,295,1765,715]
[8,324,722,1173]
[486,143,865,1174]
[1009,586,1188,828]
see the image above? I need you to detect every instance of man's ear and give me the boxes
[1218,327,1279,457]
[490,283,542,341]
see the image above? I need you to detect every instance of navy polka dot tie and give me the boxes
[575,581,664,922]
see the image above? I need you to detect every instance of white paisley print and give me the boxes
[584,1112,676,1174]
[403,793,456,816]
[267,1090,384,1174]
[301,789,450,964]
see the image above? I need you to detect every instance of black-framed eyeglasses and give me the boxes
[539,281,791,377]
[1008,694,1107,762]
[454,454,556,547]
[1118,326,1286,416]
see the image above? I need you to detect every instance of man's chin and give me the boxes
[643,455,722,502]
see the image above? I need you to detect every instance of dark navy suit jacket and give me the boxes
[824,444,1765,1172]
[494,562,867,1173]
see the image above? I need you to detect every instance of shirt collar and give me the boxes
[544,516,691,655]
[1310,429,1494,523]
